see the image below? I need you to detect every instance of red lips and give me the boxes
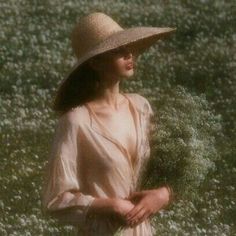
[126,63,133,69]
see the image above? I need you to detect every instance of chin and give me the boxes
[125,69,134,76]
[118,68,134,80]
[122,74,133,79]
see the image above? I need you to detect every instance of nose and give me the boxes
[125,53,136,65]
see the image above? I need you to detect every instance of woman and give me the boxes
[41,12,176,235]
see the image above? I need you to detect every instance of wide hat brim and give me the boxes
[60,26,176,87]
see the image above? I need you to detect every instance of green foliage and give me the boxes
[141,86,223,199]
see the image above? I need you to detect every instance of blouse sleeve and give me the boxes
[41,112,96,226]
[143,97,155,143]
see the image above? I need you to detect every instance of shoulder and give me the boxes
[57,106,87,128]
[126,92,148,104]
[125,92,153,115]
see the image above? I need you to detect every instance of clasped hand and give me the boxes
[122,188,170,227]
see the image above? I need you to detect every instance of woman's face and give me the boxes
[89,45,137,80]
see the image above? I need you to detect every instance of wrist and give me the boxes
[154,187,170,208]
[161,184,175,206]
[87,197,116,215]
[107,197,117,213]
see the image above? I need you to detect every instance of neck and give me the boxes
[94,73,125,109]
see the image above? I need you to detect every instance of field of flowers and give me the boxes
[1,0,235,235]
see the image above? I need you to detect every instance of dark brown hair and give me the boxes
[52,56,103,116]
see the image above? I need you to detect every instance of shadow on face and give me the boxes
[88,45,138,74]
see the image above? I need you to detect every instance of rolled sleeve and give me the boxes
[41,111,95,226]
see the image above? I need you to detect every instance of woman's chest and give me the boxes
[91,106,137,159]
[78,98,151,172]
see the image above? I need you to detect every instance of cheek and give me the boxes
[110,58,125,72]
[101,56,126,74]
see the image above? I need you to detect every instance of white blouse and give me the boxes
[41,93,155,235]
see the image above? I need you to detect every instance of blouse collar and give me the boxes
[84,92,144,179]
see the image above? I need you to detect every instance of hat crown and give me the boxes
[71,12,123,60]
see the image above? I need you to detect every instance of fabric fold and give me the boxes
[41,111,96,226]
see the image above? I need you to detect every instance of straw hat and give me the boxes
[60,12,176,86]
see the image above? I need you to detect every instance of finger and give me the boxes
[131,209,146,223]
[135,213,150,227]
[124,205,136,218]
[129,208,147,226]
[125,204,142,219]
[137,210,151,224]
[126,205,144,221]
